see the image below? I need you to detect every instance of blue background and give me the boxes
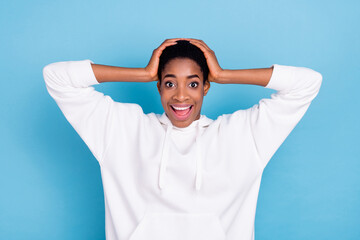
[1,0,359,239]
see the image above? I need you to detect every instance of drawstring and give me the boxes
[195,123,203,191]
[158,122,203,191]
[159,124,172,190]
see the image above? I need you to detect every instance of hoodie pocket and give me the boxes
[129,212,227,240]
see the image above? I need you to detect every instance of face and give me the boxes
[157,58,210,128]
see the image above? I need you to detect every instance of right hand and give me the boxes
[145,38,185,82]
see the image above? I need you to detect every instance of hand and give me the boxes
[183,38,224,83]
[145,38,185,81]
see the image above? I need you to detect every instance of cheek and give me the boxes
[160,92,170,105]
[193,91,204,103]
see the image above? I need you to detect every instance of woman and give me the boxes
[43,38,322,240]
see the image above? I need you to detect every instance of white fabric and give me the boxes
[43,59,322,240]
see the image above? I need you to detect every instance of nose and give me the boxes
[173,85,189,102]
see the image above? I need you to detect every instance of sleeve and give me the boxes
[42,59,116,164]
[247,64,323,168]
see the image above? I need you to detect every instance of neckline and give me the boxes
[157,112,213,131]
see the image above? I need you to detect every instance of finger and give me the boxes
[152,39,181,58]
[163,38,185,44]
[180,38,204,43]
[190,40,211,51]
[192,39,212,51]
[156,40,178,52]
[182,38,211,52]
[187,40,210,54]
[160,38,185,47]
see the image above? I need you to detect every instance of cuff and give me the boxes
[265,64,296,92]
[69,59,100,87]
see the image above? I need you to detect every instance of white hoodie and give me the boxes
[43,59,322,240]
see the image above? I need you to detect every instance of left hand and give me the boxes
[183,38,224,83]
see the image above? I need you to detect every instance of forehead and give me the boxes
[163,58,202,74]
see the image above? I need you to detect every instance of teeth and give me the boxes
[172,105,191,110]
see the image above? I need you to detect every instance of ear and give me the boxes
[157,81,161,94]
[203,80,210,96]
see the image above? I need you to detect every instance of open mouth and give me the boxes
[170,104,194,121]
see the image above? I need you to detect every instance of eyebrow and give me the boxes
[163,74,200,79]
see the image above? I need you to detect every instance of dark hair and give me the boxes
[157,40,209,84]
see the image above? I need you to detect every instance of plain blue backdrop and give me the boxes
[1,0,359,239]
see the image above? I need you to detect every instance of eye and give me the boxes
[189,82,199,88]
[165,81,174,88]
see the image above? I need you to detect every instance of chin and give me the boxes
[174,120,192,128]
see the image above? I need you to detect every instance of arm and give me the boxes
[184,38,273,86]
[216,67,273,86]
[90,64,151,83]
[43,59,157,164]
[43,59,117,163]
[43,39,185,163]
[246,64,322,167]
[91,38,186,83]
[217,64,322,168]
[220,64,322,168]
[187,38,323,168]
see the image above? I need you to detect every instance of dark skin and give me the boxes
[91,38,273,128]
[157,57,210,128]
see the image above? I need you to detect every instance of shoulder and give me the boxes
[114,101,144,114]
[202,110,248,135]
[110,102,164,133]
[214,109,248,126]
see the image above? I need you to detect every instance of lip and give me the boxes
[170,104,192,108]
[169,104,194,121]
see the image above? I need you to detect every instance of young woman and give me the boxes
[43,38,322,240]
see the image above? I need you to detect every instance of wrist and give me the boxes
[216,69,230,84]
[144,67,158,82]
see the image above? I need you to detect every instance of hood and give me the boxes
[157,112,213,191]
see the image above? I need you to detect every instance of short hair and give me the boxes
[157,40,209,84]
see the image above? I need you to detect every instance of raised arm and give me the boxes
[42,38,187,163]
[43,59,117,164]
[184,38,273,86]
[92,38,185,83]
[247,64,322,167]
[187,38,323,168]
[90,64,151,83]
[43,59,156,164]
